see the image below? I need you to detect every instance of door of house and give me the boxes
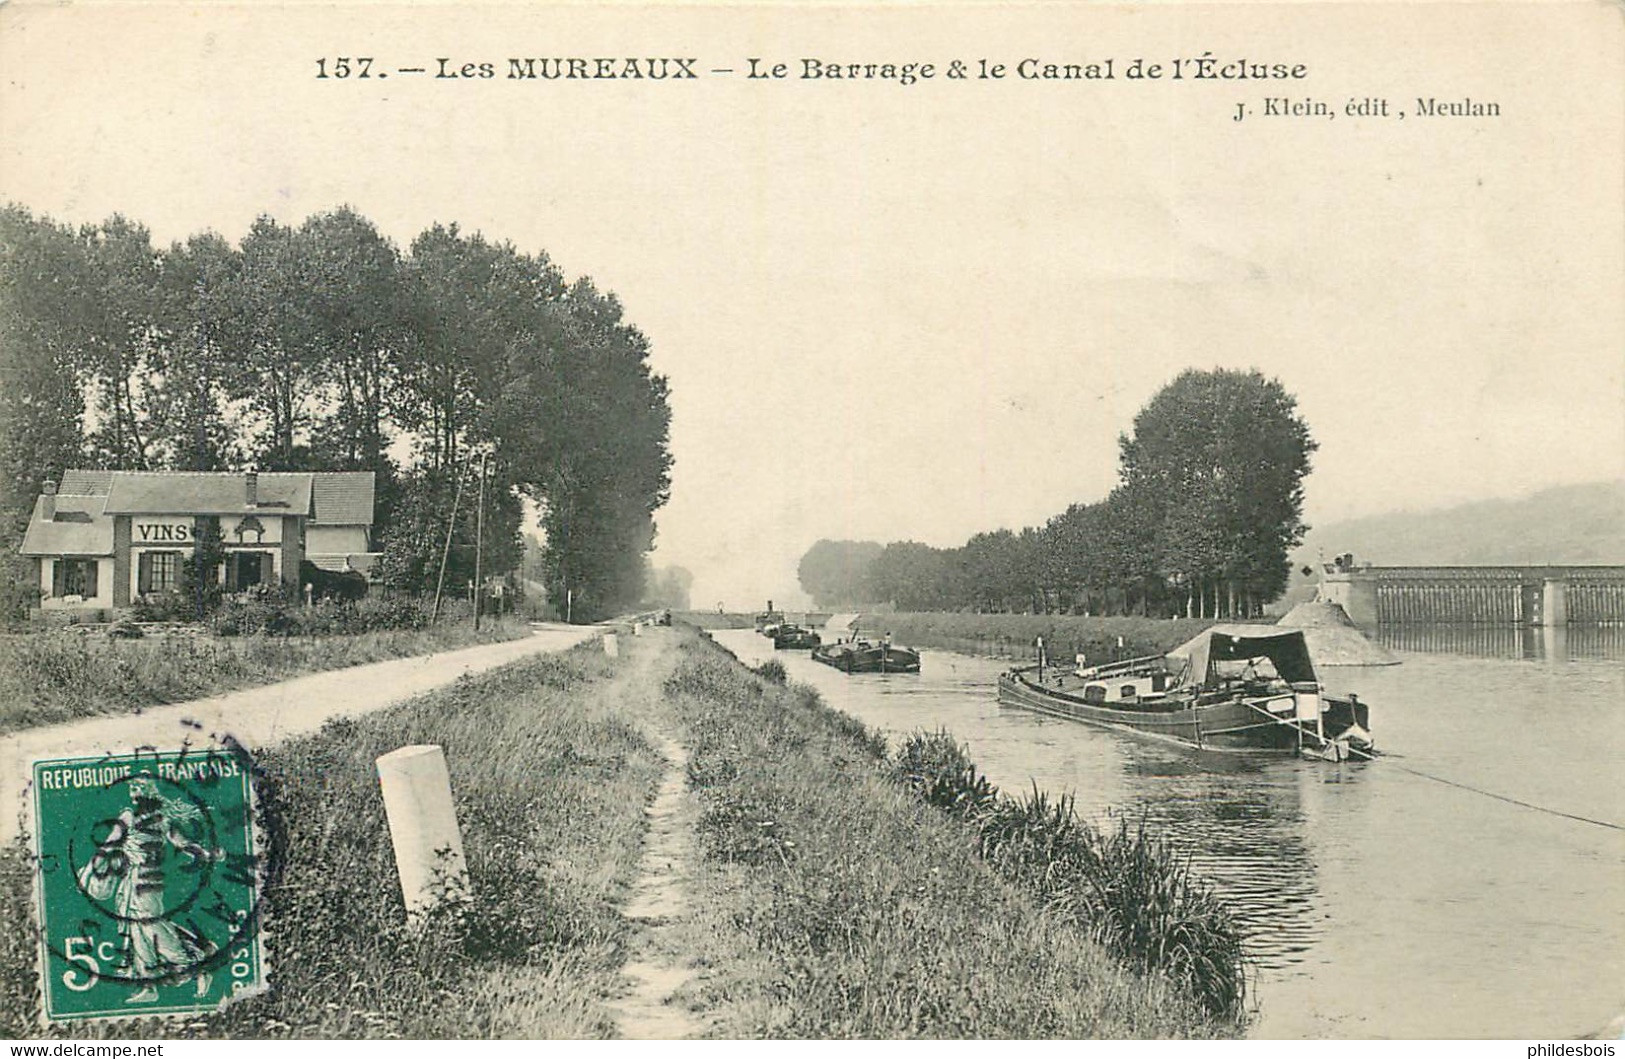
[229,552,274,591]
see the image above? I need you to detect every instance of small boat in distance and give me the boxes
[772,624,822,650]
[812,634,921,674]
[754,600,786,637]
[997,626,1372,761]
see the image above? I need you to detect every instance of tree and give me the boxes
[397,225,558,471]
[797,539,885,608]
[962,529,1048,612]
[295,208,405,473]
[0,208,94,621]
[148,232,246,471]
[226,216,325,469]
[787,370,1313,618]
[1041,502,1108,613]
[868,541,958,611]
[497,277,672,620]
[1117,369,1316,616]
[78,216,165,469]
[643,564,693,610]
[375,462,522,598]
[1,204,673,623]
[0,208,90,548]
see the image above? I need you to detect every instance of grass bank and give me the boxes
[661,635,1238,1038]
[0,643,663,1038]
[0,612,529,734]
[868,612,1218,663]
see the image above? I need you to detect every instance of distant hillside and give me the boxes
[1297,481,1625,568]
[1269,481,1625,613]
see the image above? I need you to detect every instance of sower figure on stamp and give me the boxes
[77,775,224,1003]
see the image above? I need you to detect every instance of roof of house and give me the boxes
[52,470,374,525]
[105,472,312,516]
[20,495,114,556]
[312,473,376,526]
[59,470,113,496]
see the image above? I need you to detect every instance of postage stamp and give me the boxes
[30,744,266,1023]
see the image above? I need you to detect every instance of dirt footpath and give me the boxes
[606,629,709,1039]
[0,623,596,845]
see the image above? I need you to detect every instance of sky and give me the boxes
[2,2,1621,609]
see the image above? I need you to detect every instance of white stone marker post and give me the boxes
[604,632,620,657]
[376,744,469,923]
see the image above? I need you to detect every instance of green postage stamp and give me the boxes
[30,747,266,1022]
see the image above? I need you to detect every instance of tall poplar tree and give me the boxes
[1117,368,1316,616]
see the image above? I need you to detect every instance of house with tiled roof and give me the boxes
[20,470,379,618]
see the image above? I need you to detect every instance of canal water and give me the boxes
[713,626,1625,1039]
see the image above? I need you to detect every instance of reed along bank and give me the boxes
[0,626,1241,1038]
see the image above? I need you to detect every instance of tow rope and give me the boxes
[1385,760,1625,832]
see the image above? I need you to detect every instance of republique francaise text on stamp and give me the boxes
[30,745,266,1022]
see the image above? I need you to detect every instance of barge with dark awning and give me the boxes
[997,626,1372,760]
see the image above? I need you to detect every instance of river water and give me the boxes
[713,626,1625,1039]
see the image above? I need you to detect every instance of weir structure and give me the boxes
[1319,563,1625,627]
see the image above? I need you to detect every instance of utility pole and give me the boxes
[472,449,488,631]
[431,455,470,624]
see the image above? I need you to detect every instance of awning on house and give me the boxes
[307,553,383,579]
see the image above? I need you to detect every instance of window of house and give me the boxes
[138,550,182,594]
[52,559,99,599]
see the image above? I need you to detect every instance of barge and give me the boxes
[997,626,1372,761]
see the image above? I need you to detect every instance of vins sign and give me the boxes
[134,521,191,544]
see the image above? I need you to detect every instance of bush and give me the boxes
[0,555,40,629]
[131,587,220,623]
[752,658,788,685]
[299,560,369,602]
[893,729,998,819]
[209,584,297,636]
[208,588,433,637]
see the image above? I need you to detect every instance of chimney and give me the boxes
[245,470,258,507]
[41,479,57,522]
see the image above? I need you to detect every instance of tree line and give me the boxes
[0,204,672,621]
[799,369,1316,619]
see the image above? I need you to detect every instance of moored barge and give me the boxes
[997,626,1372,761]
[772,624,823,650]
[812,636,921,674]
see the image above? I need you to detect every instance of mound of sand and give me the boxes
[1275,601,1400,666]
[822,613,861,636]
